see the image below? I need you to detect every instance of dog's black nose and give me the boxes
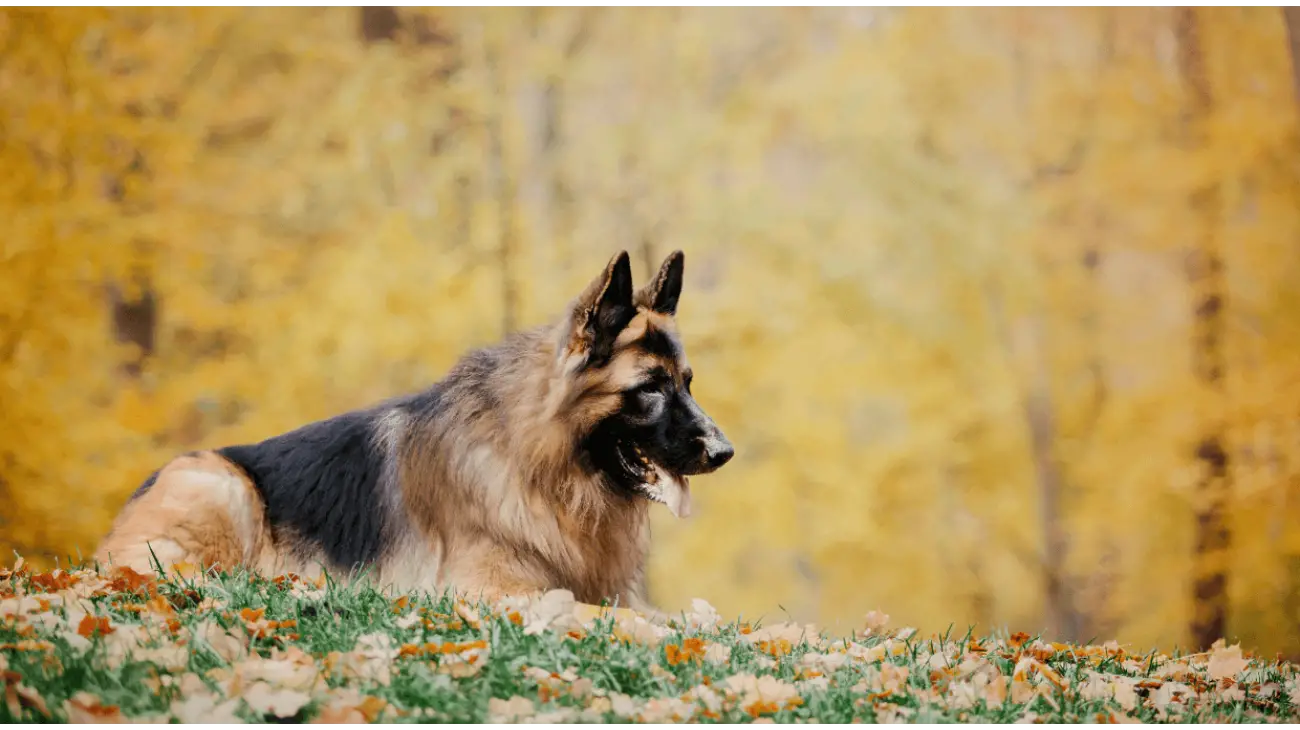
[705,440,734,470]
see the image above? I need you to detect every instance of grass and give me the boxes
[1,559,1297,723]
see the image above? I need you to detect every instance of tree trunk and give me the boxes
[1006,8,1081,643]
[109,275,157,380]
[1282,8,1300,105]
[1176,7,1231,652]
[359,7,401,44]
[1074,7,1117,644]
[105,148,157,382]
[1024,330,1080,642]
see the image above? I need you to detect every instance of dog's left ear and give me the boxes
[562,251,636,370]
[635,250,684,316]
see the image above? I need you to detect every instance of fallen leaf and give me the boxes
[242,682,311,719]
[874,704,914,723]
[532,707,580,722]
[522,589,581,636]
[724,673,802,716]
[312,689,388,723]
[1014,710,1039,724]
[684,598,723,629]
[639,696,695,722]
[1112,681,1138,711]
[609,692,639,718]
[170,694,245,724]
[454,601,481,629]
[487,695,535,722]
[703,643,732,665]
[6,681,51,719]
[76,614,114,638]
[863,610,890,634]
[132,644,190,672]
[570,677,594,700]
[63,692,126,723]
[743,622,811,650]
[169,562,202,580]
[1207,642,1248,681]
[577,699,613,723]
[235,646,321,692]
[435,641,490,678]
[610,613,670,646]
[800,651,848,673]
[327,633,398,685]
[195,621,248,662]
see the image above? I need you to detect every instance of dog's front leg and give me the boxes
[441,543,552,605]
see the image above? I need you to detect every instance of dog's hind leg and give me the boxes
[95,451,271,576]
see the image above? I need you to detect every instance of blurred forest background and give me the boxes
[3,7,1300,656]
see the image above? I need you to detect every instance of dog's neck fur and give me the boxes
[397,319,651,604]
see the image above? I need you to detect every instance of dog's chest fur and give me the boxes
[389,433,651,605]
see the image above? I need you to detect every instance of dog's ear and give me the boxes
[563,251,635,369]
[634,250,684,316]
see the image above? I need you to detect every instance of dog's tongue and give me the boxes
[658,472,691,519]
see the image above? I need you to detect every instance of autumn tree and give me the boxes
[1175,7,1231,652]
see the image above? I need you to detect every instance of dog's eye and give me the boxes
[630,381,662,397]
[683,373,693,393]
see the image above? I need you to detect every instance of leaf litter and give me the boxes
[0,561,1296,723]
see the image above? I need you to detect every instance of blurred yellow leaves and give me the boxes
[112,390,167,436]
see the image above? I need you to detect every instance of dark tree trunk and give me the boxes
[109,276,157,380]
[1176,7,1231,652]
[106,148,157,382]
[359,7,401,44]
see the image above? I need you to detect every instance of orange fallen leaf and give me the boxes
[28,571,79,593]
[76,615,114,638]
[64,692,126,723]
[665,637,707,666]
[0,637,54,652]
[757,639,793,658]
[107,566,155,595]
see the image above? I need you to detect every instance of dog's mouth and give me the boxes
[616,440,691,519]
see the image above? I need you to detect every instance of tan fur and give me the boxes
[95,452,275,574]
[96,251,705,613]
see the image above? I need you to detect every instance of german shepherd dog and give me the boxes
[95,251,732,611]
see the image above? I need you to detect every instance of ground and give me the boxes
[0,560,1296,723]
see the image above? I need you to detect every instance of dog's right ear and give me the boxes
[560,251,635,372]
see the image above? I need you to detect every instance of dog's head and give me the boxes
[559,250,733,518]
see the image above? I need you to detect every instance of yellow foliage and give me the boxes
[3,7,1300,656]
